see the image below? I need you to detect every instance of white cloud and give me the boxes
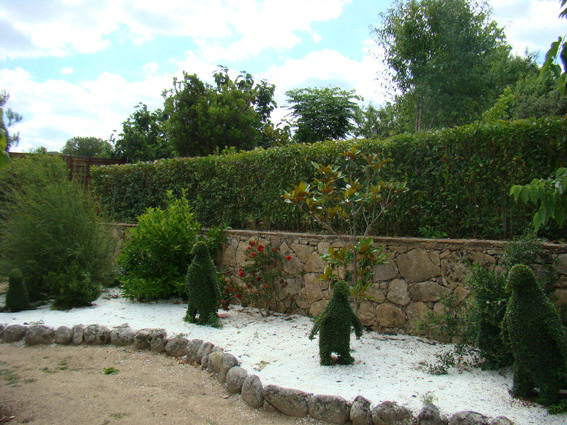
[60,67,74,75]
[0,0,352,60]
[1,67,168,152]
[491,0,564,57]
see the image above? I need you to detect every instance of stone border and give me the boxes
[0,322,513,425]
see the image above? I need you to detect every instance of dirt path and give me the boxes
[0,343,326,425]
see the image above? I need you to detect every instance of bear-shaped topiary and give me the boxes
[502,264,567,405]
[309,280,363,365]
[184,241,221,327]
[5,268,30,312]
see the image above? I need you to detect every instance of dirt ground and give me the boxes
[0,343,327,425]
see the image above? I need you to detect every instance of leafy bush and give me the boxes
[92,118,567,240]
[5,268,29,312]
[45,262,100,310]
[118,191,224,301]
[0,178,115,304]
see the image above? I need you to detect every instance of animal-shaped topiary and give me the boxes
[309,280,363,365]
[5,268,30,312]
[502,264,567,405]
[184,241,222,328]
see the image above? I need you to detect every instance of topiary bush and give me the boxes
[502,264,567,406]
[309,281,363,366]
[184,241,221,327]
[5,268,29,312]
[0,177,115,304]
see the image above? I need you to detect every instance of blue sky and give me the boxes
[0,0,564,152]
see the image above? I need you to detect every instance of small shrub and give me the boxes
[5,268,29,312]
[503,264,567,406]
[238,239,291,314]
[418,293,473,344]
[45,262,100,310]
[184,241,221,327]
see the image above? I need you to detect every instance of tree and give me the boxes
[112,103,173,163]
[353,103,403,139]
[61,136,112,158]
[163,67,276,157]
[541,1,567,94]
[0,90,23,151]
[285,87,361,144]
[374,0,511,132]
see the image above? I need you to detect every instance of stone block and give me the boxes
[408,281,449,303]
[308,394,349,424]
[397,249,440,282]
[376,303,406,328]
[387,279,410,306]
[263,385,310,417]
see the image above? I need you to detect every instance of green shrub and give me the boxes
[118,191,224,301]
[0,179,115,303]
[184,241,221,327]
[5,268,29,312]
[503,264,567,406]
[417,293,474,344]
[309,281,363,366]
[45,262,100,310]
[467,266,512,369]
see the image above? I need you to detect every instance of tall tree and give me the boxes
[374,0,510,132]
[61,136,112,158]
[163,67,276,157]
[112,103,172,163]
[0,90,23,151]
[285,87,361,144]
[541,0,567,94]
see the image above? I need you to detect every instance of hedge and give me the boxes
[91,118,567,240]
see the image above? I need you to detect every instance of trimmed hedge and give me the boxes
[91,118,567,239]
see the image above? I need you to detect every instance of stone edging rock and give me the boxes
[0,322,514,425]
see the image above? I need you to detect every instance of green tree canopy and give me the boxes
[374,0,527,132]
[285,87,361,144]
[61,136,112,158]
[112,103,173,163]
[0,90,22,151]
[163,67,276,157]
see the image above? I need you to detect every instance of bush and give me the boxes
[118,191,224,301]
[5,268,29,312]
[0,178,115,304]
[45,262,100,310]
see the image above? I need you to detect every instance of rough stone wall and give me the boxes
[220,229,567,334]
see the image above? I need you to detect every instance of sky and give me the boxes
[0,0,565,153]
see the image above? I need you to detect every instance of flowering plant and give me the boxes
[240,239,291,314]
[218,270,245,310]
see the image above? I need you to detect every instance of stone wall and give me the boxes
[219,229,567,334]
[108,225,567,334]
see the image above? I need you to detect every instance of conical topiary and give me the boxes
[184,241,221,327]
[502,264,567,406]
[5,268,30,312]
[309,280,363,365]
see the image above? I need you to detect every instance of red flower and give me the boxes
[236,294,242,299]
[251,251,257,258]
[256,276,262,281]
[250,240,256,246]
[264,284,269,289]
[246,246,251,250]
[238,268,245,277]
[257,245,265,252]
[286,255,292,261]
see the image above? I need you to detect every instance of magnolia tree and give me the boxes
[283,147,407,312]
